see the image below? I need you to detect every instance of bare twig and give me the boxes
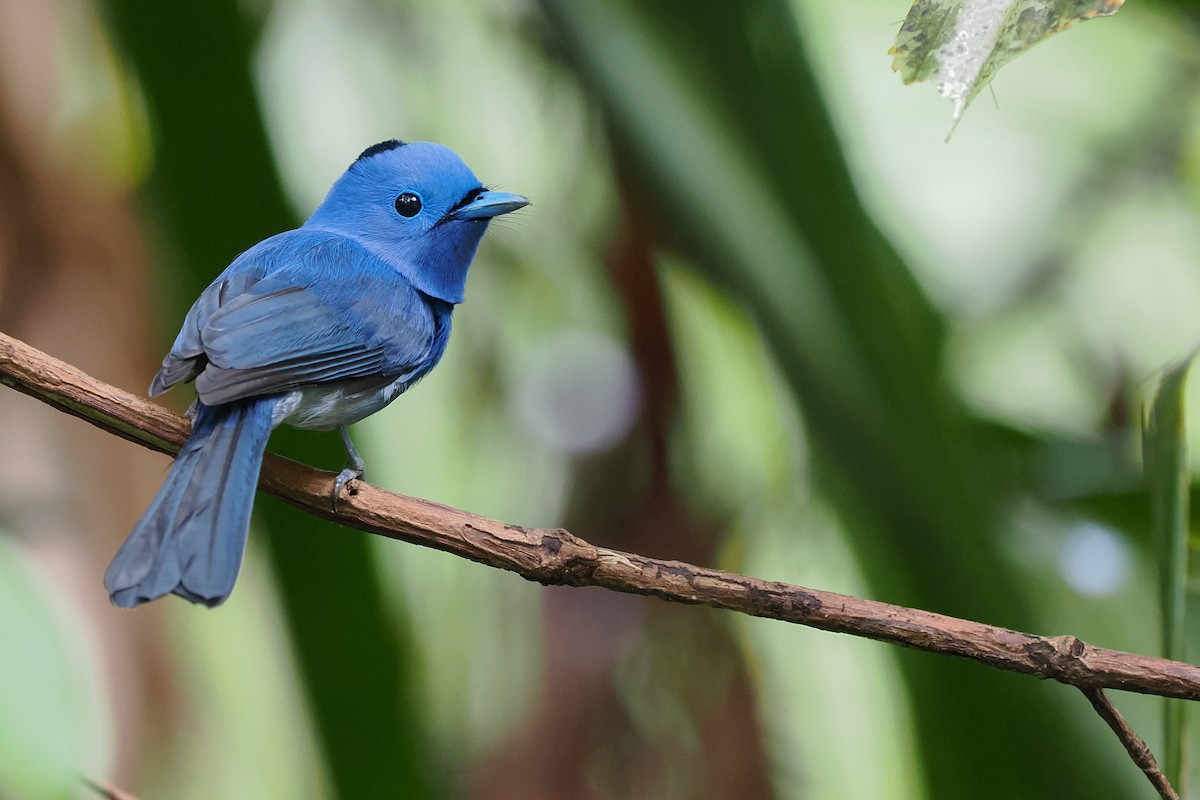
[0,330,1192,798]
[2,329,1199,695]
[1081,688,1180,800]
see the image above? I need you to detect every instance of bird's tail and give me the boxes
[105,396,277,608]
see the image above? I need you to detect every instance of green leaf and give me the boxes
[0,538,106,799]
[1144,356,1194,792]
[891,0,1125,131]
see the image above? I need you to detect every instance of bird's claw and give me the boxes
[332,466,364,511]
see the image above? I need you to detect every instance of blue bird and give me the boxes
[105,140,528,608]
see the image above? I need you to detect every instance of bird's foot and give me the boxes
[331,466,365,511]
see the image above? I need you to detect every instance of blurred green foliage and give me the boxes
[1144,358,1192,791]
[1,0,1199,798]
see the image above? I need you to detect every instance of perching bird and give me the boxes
[105,140,528,608]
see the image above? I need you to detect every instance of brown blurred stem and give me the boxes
[81,776,139,800]
[0,329,1190,797]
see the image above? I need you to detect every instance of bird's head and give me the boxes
[306,140,529,304]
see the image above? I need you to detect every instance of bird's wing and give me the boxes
[150,238,280,395]
[197,274,437,406]
[154,242,438,407]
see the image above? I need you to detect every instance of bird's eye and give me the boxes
[394,192,422,218]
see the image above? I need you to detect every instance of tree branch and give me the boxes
[1,330,1197,795]
[1081,688,1180,800]
[2,329,1199,694]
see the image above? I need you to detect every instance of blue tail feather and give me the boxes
[105,397,277,608]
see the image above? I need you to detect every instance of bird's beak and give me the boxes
[448,190,530,221]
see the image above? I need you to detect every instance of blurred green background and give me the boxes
[0,0,1197,797]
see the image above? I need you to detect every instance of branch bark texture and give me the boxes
[3,330,1200,703]
[1081,688,1180,800]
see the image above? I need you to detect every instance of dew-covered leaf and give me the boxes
[891,0,1124,133]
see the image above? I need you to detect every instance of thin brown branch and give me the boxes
[3,330,1200,700]
[1081,688,1180,800]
